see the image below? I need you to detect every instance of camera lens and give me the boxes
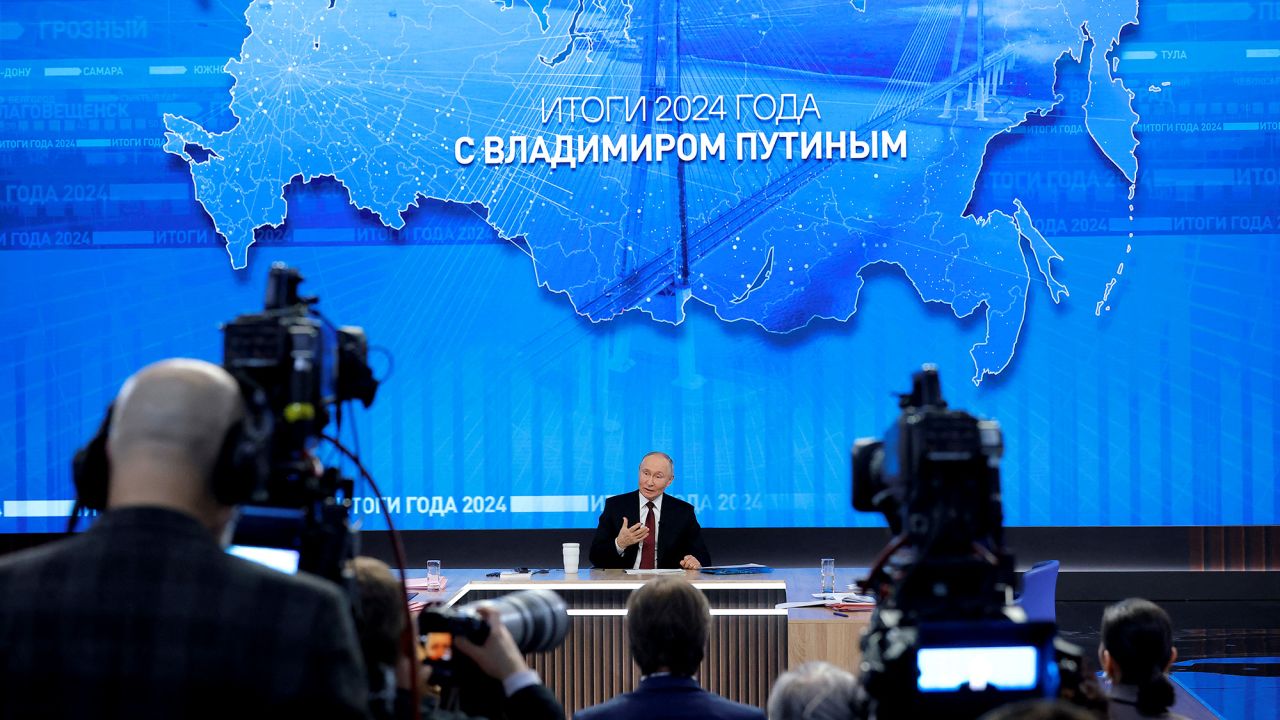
[481,589,569,653]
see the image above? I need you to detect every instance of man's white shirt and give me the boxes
[615,493,663,569]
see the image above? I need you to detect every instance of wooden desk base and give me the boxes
[527,613,787,713]
[422,568,870,715]
[787,615,870,673]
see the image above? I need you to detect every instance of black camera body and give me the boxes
[417,589,569,654]
[852,365,1010,620]
[417,590,569,717]
[222,263,379,583]
[850,365,1078,719]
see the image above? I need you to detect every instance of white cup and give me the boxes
[562,542,580,574]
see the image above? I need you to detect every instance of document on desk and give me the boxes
[774,592,876,610]
[812,592,875,603]
[775,599,832,609]
[624,568,686,575]
[699,563,773,575]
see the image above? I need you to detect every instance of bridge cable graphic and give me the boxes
[588,0,1009,321]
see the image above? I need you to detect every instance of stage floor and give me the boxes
[1057,627,1280,720]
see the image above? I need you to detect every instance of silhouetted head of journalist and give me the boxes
[627,576,709,676]
[767,661,857,720]
[0,357,371,719]
[1100,598,1179,717]
[351,556,407,676]
[104,358,246,536]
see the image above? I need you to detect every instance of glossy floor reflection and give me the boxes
[1057,628,1280,720]
[1172,657,1280,720]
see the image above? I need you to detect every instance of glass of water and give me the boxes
[426,559,442,591]
[820,557,836,593]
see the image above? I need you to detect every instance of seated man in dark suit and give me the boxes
[0,359,368,719]
[574,576,763,720]
[589,451,711,570]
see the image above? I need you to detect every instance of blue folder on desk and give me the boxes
[700,563,773,575]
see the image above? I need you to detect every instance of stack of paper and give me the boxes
[405,575,448,593]
[774,592,876,610]
[812,592,875,603]
[699,563,773,575]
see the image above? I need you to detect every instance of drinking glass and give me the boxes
[820,557,836,593]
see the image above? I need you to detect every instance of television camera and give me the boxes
[221,262,379,583]
[849,365,1086,719]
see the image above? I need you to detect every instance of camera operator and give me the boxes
[0,359,368,720]
[350,556,564,720]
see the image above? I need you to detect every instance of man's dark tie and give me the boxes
[640,501,657,569]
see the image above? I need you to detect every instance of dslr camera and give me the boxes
[417,589,570,717]
[222,262,379,583]
[850,365,1083,719]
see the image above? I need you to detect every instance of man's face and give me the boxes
[637,454,674,500]
[425,632,452,661]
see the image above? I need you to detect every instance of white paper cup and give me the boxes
[562,542,580,574]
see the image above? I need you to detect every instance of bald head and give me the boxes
[106,359,245,526]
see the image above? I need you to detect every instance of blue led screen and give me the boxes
[1,0,1277,532]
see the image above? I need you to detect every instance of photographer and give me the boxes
[0,359,368,719]
[350,556,564,720]
[447,604,564,720]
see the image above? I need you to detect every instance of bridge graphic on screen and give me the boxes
[587,0,1017,322]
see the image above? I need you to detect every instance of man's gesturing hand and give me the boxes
[615,516,650,549]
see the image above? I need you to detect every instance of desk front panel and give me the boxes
[415,568,869,715]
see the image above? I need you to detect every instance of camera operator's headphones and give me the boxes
[71,400,270,515]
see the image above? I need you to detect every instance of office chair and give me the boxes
[1017,559,1060,623]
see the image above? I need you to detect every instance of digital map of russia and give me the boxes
[163,0,1141,385]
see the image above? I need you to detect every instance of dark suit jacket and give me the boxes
[414,681,564,720]
[505,684,565,720]
[0,506,368,720]
[589,491,711,569]
[574,675,764,720]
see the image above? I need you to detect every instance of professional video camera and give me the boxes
[849,365,1083,719]
[418,589,570,717]
[221,262,379,584]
